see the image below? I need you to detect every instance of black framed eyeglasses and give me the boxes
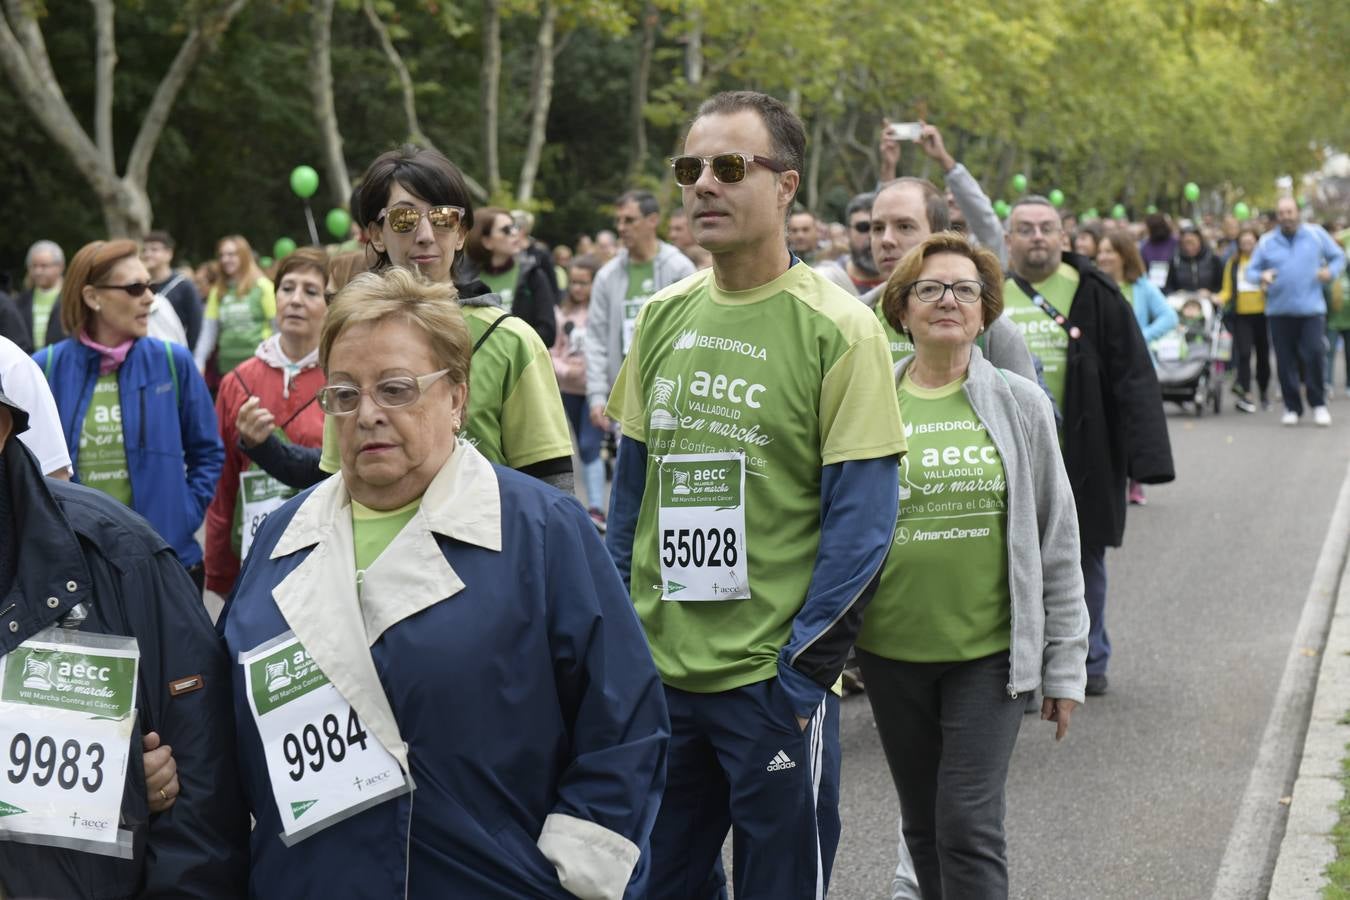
[317,369,450,415]
[906,279,984,304]
[851,221,872,234]
[378,206,465,234]
[668,153,789,186]
[94,282,151,297]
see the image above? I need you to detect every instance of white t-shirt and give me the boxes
[0,335,71,475]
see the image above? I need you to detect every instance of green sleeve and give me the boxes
[500,343,575,469]
[819,331,906,465]
[606,306,646,441]
[259,278,276,338]
[319,414,340,474]
[204,287,220,320]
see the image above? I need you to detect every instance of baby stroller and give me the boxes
[1152,292,1231,416]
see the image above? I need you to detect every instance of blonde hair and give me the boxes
[319,268,471,392]
[881,232,1004,334]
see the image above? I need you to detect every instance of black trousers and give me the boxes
[1231,312,1270,398]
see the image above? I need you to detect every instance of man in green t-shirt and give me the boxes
[1002,196,1174,697]
[13,240,66,352]
[605,89,904,898]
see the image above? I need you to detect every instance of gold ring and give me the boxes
[158,788,168,802]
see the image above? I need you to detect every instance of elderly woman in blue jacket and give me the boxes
[220,269,669,900]
[33,239,223,590]
[1095,230,1178,506]
[860,233,1087,899]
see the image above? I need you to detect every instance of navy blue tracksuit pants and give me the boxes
[647,679,835,900]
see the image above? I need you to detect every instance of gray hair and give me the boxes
[26,240,64,269]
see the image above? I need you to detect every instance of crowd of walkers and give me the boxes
[0,87,1345,899]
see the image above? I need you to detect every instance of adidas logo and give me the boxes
[766,750,797,772]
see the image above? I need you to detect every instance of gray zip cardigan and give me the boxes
[894,347,1088,702]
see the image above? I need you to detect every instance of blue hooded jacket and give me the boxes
[34,337,223,568]
[219,445,669,899]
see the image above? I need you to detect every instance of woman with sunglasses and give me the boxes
[32,240,223,592]
[219,271,668,898]
[203,248,330,597]
[462,206,558,346]
[860,233,1086,898]
[193,234,276,377]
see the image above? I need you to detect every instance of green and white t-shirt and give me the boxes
[479,264,520,306]
[1001,263,1079,410]
[207,280,276,374]
[875,303,915,363]
[78,373,132,506]
[857,371,1010,662]
[318,306,573,474]
[31,286,59,349]
[608,264,906,693]
[622,259,657,357]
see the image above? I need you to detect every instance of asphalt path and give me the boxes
[823,388,1350,899]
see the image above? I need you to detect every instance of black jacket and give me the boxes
[1058,252,1175,548]
[13,287,68,350]
[1163,246,1224,294]
[460,252,558,347]
[0,292,30,353]
[0,439,248,899]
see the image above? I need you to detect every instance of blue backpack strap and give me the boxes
[163,339,180,407]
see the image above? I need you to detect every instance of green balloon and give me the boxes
[1298,195,1309,209]
[290,165,319,199]
[1112,204,1127,219]
[1147,204,1158,214]
[1049,189,1065,208]
[1184,182,1200,202]
[1011,173,1028,194]
[326,208,352,240]
[1084,207,1099,220]
[994,199,1011,218]
[273,237,297,259]
[258,255,274,269]
[1234,202,1251,221]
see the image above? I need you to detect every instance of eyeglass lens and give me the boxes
[386,206,462,234]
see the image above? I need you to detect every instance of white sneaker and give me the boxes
[1281,410,1299,426]
[1313,406,1332,426]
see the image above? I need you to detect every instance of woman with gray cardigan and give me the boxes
[858,232,1088,899]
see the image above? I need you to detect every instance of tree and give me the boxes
[310,0,351,208]
[0,0,250,237]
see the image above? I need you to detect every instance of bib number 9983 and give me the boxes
[8,732,105,793]
[660,527,739,569]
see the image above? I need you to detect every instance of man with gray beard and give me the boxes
[816,192,885,297]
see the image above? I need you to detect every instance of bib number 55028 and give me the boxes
[661,527,739,569]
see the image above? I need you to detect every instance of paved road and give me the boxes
[825,393,1350,899]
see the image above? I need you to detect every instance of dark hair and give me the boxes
[877,178,950,233]
[1145,213,1171,242]
[845,192,876,221]
[465,207,512,269]
[355,145,476,273]
[1101,229,1146,283]
[616,190,660,218]
[142,230,175,249]
[695,91,805,194]
[881,232,1004,334]
[1074,221,1103,254]
[569,254,601,278]
[789,208,816,222]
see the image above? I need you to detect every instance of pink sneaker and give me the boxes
[1128,481,1146,506]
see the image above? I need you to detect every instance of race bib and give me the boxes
[241,632,409,846]
[0,629,139,858]
[1237,272,1260,293]
[1153,333,1183,362]
[622,298,647,357]
[1148,261,1169,288]
[240,469,294,561]
[657,452,750,601]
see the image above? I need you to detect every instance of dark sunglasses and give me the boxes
[379,205,465,234]
[668,153,788,186]
[94,282,151,297]
[851,221,872,234]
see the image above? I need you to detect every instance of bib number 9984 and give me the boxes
[661,527,739,569]
[282,709,369,782]
[8,732,105,793]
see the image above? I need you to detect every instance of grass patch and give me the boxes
[1325,743,1350,897]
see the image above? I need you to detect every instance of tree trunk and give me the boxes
[628,2,657,180]
[481,0,502,196]
[684,8,702,86]
[309,0,350,208]
[516,1,558,205]
[806,114,823,212]
[0,0,249,237]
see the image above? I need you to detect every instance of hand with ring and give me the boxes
[143,731,179,813]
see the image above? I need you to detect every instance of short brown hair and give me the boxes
[695,91,805,192]
[320,268,472,395]
[465,206,511,269]
[875,178,950,234]
[60,239,140,336]
[275,247,331,288]
[1101,229,1146,283]
[881,232,1004,334]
